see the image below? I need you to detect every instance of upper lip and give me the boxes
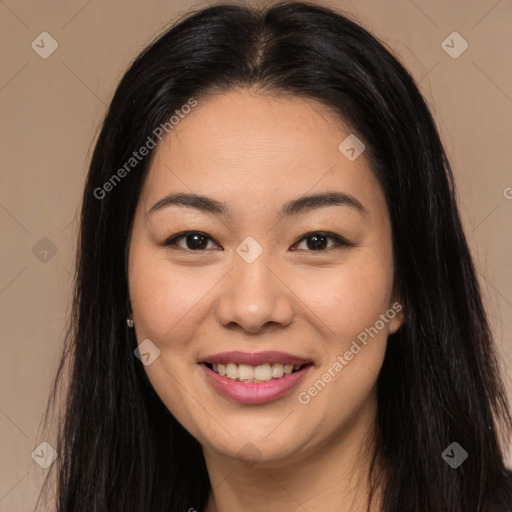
[199,351,312,367]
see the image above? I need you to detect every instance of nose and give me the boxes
[215,252,294,334]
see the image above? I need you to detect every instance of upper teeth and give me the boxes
[211,362,302,382]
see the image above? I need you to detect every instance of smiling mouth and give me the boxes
[203,362,312,383]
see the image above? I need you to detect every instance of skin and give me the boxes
[127,88,404,512]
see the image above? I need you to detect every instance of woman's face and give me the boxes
[128,89,403,466]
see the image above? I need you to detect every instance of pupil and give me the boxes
[187,234,208,250]
[307,234,327,250]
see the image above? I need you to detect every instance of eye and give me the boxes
[292,232,353,252]
[162,230,352,252]
[162,231,220,251]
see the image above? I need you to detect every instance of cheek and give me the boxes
[129,249,213,345]
[302,252,394,341]
[128,250,212,426]
[295,254,393,425]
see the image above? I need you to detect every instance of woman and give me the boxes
[39,1,512,511]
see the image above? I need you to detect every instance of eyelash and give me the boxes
[161,231,354,253]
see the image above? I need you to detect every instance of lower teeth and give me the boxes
[225,375,292,383]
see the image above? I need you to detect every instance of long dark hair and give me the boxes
[37,2,512,511]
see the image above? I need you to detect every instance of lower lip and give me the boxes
[201,364,312,404]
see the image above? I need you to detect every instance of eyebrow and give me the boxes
[148,191,369,219]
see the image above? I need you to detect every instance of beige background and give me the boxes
[1,0,511,509]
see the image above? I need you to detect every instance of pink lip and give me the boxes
[200,351,311,367]
[201,362,313,404]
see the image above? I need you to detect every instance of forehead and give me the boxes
[140,89,387,220]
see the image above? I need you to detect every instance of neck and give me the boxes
[202,389,385,512]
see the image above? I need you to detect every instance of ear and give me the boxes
[387,293,405,335]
